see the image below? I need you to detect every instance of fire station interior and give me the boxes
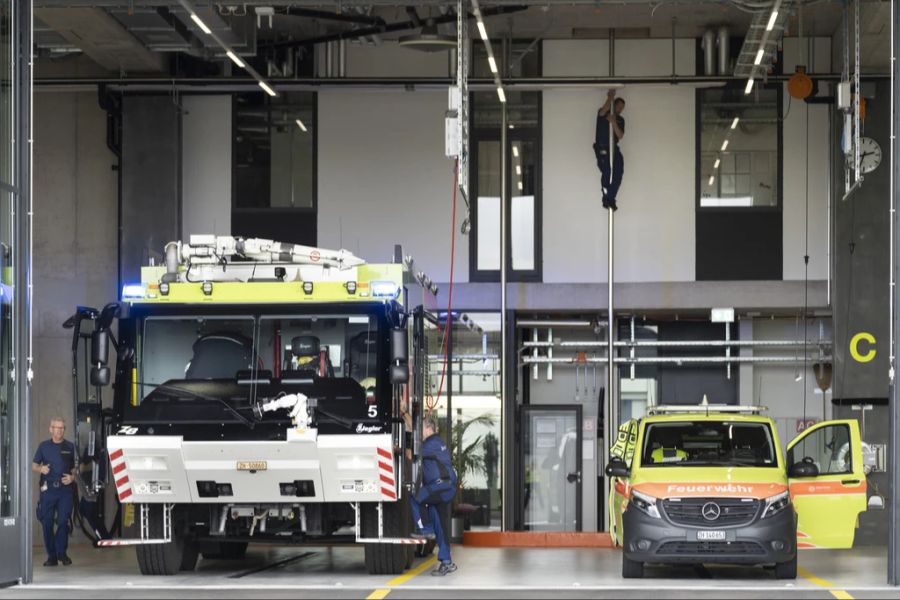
[1,0,900,597]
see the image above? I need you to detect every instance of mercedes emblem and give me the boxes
[701,502,721,521]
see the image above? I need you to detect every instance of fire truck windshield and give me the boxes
[138,313,381,405]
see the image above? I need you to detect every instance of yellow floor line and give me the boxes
[386,556,439,586]
[798,566,855,600]
[365,555,439,599]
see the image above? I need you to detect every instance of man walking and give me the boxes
[410,414,458,576]
[594,89,626,210]
[32,417,76,566]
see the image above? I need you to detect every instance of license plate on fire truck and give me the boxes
[236,461,268,471]
[696,530,726,541]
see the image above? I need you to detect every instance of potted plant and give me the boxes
[450,412,496,541]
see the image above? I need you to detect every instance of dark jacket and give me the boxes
[421,433,457,493]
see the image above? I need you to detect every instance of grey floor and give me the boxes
[0,544,897,598]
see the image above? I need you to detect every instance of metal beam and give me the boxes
[889,0,899,585]
[33,73,894,92]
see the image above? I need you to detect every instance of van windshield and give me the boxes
[641,421,777,468]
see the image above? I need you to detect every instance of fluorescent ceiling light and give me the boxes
[497,87,506,103]
[754,49,765,65]
[515,165,521,175]
[190,13,212,34]
[488,56,498,74]
[708,176,715,186]
[508,123,515,129]
[477,21,488,41]
[766,10,779,31]
[512,146,519,157]
[517,181,523,191]
[226,51,245,69]
[714,158,721,169]
[744,78,754,95]
[295,119,307,132]
[258,80,278,97]
[731,117,739,129]
[721,139,729,151]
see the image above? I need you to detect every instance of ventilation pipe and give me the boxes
[702,29,716,75]
[338,39,347,77]
[717,26,730,75]
[324,40,333,77]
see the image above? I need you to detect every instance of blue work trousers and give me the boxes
[410,485,454,563]
[37,484,73,559]
[596,147,625,203]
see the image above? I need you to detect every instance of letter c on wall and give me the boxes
[850,332,877,363]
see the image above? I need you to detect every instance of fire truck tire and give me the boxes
[415,540,435,558]
[135,507,189,576]
[202,542,249,560]
[180,541,199,571]
[362,501,413,575]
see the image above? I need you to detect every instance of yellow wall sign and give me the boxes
[850,332,877,363]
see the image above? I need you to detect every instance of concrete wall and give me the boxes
[33,91,118,540]
[317,89,465,279]
[182,96,231,238]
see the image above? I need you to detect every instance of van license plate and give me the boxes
[697,530,726,541]
[237,461,267,471]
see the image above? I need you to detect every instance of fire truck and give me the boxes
[65,236,440,575]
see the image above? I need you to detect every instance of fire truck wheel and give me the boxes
[363,501,413,575]
[202,542,249,560]
[135,506,190,576]
[415,540,435,558]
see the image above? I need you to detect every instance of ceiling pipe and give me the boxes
[284,7,387,26]
[260,4,526,50]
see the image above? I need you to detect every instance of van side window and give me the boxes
[787,424,852,475]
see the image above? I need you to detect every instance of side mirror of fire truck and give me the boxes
[390,328,409,384]
[90,329,111,387]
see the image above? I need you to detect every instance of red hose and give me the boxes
[427,160,458,411]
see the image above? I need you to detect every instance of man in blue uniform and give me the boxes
[32,417,76,566]
[410,414,458,576]
[594,89,626,210]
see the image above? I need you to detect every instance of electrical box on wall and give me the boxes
[837,82,852,110]
[445,86,461,158]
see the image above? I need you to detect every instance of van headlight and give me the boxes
[629,489,661,519]
[762,491,790,519]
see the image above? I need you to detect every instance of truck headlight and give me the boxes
[762,491,790,519]
[629,489,661,519]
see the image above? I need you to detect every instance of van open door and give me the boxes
[606,419,638,545]
[786,420,867,548]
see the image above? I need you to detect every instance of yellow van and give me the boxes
[605,404,868,579]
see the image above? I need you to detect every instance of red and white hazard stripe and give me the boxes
[377,447,396,500]
[108,448,133,502]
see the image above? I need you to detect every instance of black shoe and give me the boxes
[43,558,58,567]
[602,196,609,209]
[431,561,458,576]
[609,199,618,211]
[59,554,72,566]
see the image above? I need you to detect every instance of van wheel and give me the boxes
[622,555,644,579]
[774,555,797,579]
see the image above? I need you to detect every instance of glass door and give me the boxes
[521,405,582,531]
